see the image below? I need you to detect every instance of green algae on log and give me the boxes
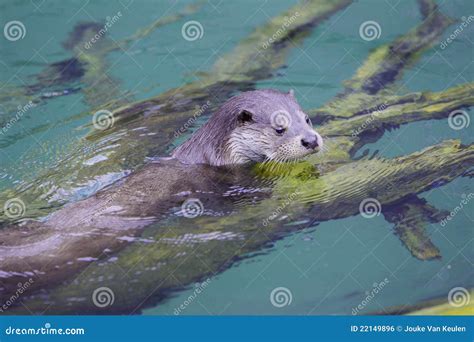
[7,140,472,314]
[0,0,473,314]
[380,289,474,315]
[314,0,453,121]
[0,0,353,222]
[0,3,203,111]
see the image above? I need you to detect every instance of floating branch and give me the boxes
[0,0,472,315]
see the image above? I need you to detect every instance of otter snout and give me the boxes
[301,133,323,150]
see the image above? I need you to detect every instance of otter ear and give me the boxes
[237,110,254,124]
[288,89,295,98]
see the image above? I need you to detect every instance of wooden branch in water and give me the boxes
[381,289,474,315]
[314,0,453,120]
[344,0,452,95]
[105,2,205,54]
[0,0,472,315]
[0,3,203,110]
[318,83,474,139]
[302,83,474,167]
[103,0,353,126]
[74,1,206,109]
[0,0,353,222]
[382,195,448,260]
[9,140,472,314]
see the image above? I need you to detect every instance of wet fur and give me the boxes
[0,89,322,313]
[172,89,322,166]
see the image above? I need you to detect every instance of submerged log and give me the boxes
[314,0,453,121]
[0,0,472,314]
[5,140,472,314]
[380,289,474,315]
[0,0,352,221]
[0,3,203,110]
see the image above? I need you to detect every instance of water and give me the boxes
[0,0,473,315]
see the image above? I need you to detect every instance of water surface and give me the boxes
[0,0,472,315]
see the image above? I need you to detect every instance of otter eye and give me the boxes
[275,127,286,135]
[305,116,311,125]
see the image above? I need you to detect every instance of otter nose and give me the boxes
[301,135,319,150]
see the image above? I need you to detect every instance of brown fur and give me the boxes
[172,89,322,165]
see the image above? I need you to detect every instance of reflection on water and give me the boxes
[0,0,473,315]
[0,157,282,313]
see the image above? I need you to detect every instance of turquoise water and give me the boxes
[145,0,474,315]
[0,0,473,315]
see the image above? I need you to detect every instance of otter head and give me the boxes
[172,89,323,166]
[225,89,323,164]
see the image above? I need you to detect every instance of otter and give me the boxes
[0,89,323,313]
[173,89,323,165]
